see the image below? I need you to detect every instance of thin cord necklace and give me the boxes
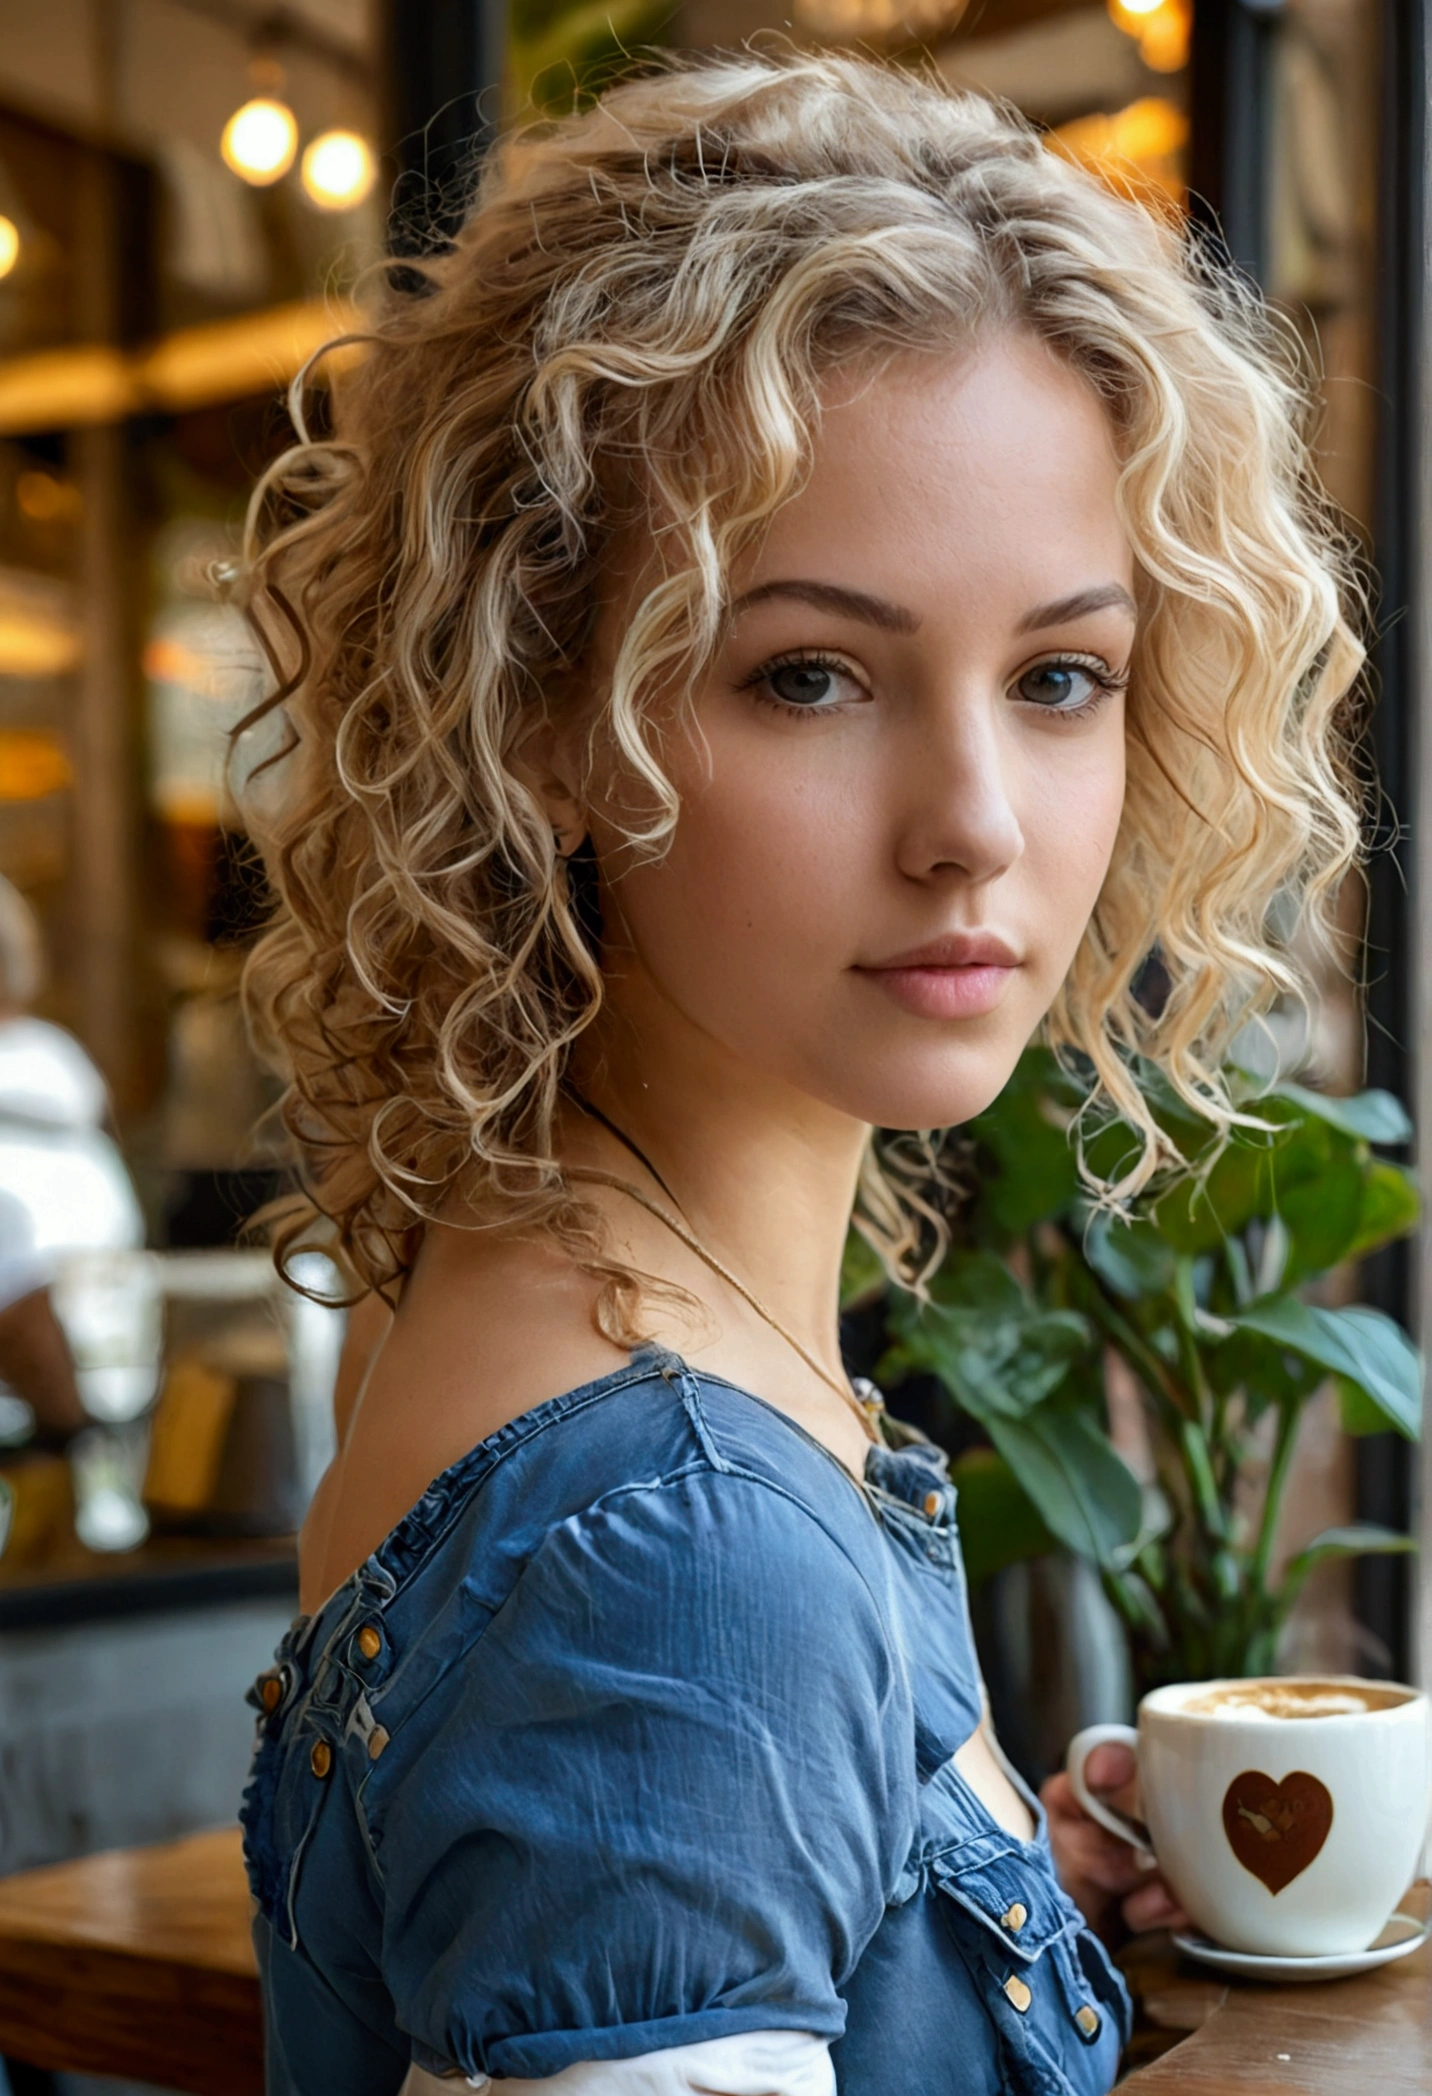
[563,1148,885,1446]
[564,1085,682,1207]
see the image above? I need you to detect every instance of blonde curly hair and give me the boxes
[238,47,1363,1315]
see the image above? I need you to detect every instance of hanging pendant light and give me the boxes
[300,130,376,211]
[0,150,32,282]
[221,56,298,187]
[221,96,298,185]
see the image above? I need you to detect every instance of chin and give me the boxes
[806,1036,1032,1133]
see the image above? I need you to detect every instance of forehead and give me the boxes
[740,335,1131,607]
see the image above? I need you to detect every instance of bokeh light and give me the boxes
[220,97,299,186]
[300,130,377,211]
[1107,0,1191,71]
[0,216,19,280]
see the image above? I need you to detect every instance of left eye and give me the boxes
[769,662,843,706]
[1014,662,1106,710]
[745,654,867,711]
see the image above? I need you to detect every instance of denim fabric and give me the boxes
[241,1347,1131,2094]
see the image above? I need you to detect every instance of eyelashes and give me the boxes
[1011,654,1130,717]
[737,649,867,718]
[738,647,1130,722]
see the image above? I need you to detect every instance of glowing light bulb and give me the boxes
[300,130,377,211]
[1138,1,1191,71]
[221,97,299,185]
[0,217,20,279]
[1107,0,1164,21]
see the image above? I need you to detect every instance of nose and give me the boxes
[893,690,1025,887]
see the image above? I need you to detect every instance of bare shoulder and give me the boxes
[300,1223,627,1611]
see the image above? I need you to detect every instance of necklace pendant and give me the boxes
[850,1375,885,1423]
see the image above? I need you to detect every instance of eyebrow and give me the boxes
[728,577,1138,637]
[1016,584,1138,632]
[728,580,921,633]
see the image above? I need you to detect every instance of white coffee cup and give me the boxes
[1066,1674,1430,1957]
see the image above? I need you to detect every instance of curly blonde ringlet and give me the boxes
[238,47,1363,1328]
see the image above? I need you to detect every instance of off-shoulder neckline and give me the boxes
[301,1344,890,1629]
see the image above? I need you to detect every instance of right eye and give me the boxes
[743,650,868,717]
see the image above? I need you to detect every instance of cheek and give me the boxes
[599,739,871,1021]
[1023,727,1127,950]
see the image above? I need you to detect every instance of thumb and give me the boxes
[1083,1740,1136,1794]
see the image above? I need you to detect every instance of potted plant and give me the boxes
[846,1048,1422,1693]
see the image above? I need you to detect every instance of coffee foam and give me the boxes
[1180,1680,1406,1722]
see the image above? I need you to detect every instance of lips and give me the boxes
[863,932,1021,972]
[853,931,1021,1020]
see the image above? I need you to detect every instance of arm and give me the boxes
[0,1286,84,1442]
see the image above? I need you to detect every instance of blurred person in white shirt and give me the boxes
[0,879,144,1449]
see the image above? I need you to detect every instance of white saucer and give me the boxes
[1172,1912,1429,1982]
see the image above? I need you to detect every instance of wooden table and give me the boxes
[0,1828,261,2096]
[1119,1896,1432,2093]
[0,1830,1423,2094]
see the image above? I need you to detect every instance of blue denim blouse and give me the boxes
[240,1347,1131,2094]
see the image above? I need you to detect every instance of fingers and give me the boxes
[1040,1772,1083,1823]
[1122,1876,1188,1934]
[1059,1824,1157,1895]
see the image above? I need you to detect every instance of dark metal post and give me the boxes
[1358,0,1427,1680]
[1190,0,1427,1678]
[385,0,508,247]
[1187,0,1281,285]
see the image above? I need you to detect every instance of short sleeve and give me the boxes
[371,1470,916,2083]
[0,1186,48,1310]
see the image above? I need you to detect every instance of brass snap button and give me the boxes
[260,1676,282,1714]
[1075,2005,1101,2039]
[357,1625,382,1661]
[1000,1901,1028,1933]
[1003,1975,1032,2014]
[368,1725,390,1761]
[922,1490,942,1519]
[310,1738,332,1779]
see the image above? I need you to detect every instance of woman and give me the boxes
[239,51,1360,2096]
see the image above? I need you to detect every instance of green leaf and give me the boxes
[1342,1161,1421,1264]
[948,1447,1057,1587]
[1272,1082,1413,1146]
[1277,1523,1417,1621]
[1281,1523,1416,1582]
[891,1300,1091,1423]
[1233,1297,1422,1440]
[1082,1210,1176,1300]
[1336,1376,1395,1437]
[1153,1137,1278,1255]
[840,1227,887,1309]
[969,1049,1083,1235]
[1276,1153,1370,1283]
[983,1405,1144,1570]
[926,1251,1025,1316]
[1208,1325,1322,1416]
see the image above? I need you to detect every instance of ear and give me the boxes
[511,708,587,855]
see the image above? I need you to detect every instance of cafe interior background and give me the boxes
[0,0,1420,2081]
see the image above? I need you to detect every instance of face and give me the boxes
[581,333,1132,1131]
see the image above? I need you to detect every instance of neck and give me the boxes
[566,968,870,1368]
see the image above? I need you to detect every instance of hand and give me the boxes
[1041,1741,1188,1941]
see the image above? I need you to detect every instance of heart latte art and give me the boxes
[1221,1769,1335,1894]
